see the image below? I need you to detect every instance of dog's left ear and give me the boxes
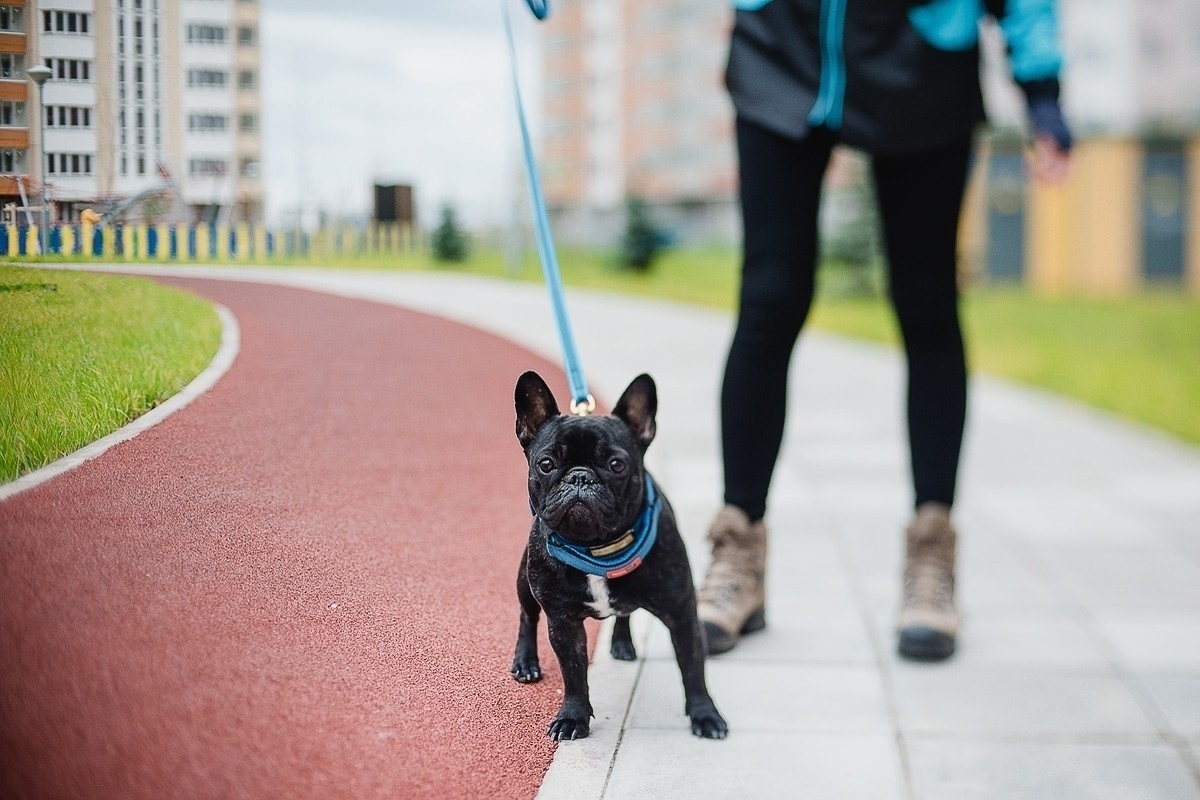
[516,371,561,450]
[613,374,657,447]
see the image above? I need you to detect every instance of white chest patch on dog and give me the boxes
[586,575,616,618]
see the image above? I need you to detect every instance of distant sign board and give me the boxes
[374,184,415,224]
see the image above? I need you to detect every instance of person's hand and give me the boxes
[1030,133,1071,184]
[1027,98,1072,185]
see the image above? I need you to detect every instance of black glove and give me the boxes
[1028,97,1072,152]
[1019,78,1072,152]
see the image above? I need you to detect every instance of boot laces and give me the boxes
[698,526,759,609]
[904,561,954,611]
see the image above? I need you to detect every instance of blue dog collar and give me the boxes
[542,477,662,579]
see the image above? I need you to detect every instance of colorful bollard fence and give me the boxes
[0,223,418,263]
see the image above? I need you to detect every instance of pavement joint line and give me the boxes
[0,302,240,502]
[813,473,918,800]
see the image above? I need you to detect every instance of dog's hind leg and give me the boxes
[610,614,638,661]
[511,550,543,683]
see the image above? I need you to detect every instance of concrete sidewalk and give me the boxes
[91,266,1200,799]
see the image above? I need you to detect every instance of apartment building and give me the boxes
[1,0,261,227]
[0,1,33,217]
[541,0,736,246]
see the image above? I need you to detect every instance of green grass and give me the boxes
[294,246,1200,447]
[0,266,222,482]
[809,290,1200,446]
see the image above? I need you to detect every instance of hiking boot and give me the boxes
[697,505,767,655]
[897,502,958,661]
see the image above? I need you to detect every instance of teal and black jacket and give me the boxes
[727,0,1064,154]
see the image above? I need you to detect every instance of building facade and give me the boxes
[0,0,261,228]
[541,0,736,246]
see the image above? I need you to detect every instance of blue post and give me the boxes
[187,227,198,260]
[266,230,274,257]
[49,225,61,255]
[17,226,27,256]
[92,226,103,256]
[208,224,217,260]
[147,227,158,258]
[169,227,179,260]
[72,225,82,255]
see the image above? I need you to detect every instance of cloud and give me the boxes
[261,2,543,228]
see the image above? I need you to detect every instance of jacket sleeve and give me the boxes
[985,0,1063,101]
[986,0,1071,148]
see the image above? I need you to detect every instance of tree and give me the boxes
[431,204,469,263]
[620,197,665,272]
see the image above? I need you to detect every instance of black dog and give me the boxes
[510,370,727,741]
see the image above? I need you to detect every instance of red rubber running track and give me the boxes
[0,278,595,799]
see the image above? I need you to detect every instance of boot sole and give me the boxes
[702,608,766,656]
[897,626,956,662]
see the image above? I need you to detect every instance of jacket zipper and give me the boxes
[808,0,846,130]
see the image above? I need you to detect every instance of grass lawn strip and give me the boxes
[0,266,221,482]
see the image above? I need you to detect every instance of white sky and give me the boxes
[260,0,543,228]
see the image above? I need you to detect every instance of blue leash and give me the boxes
[502,0,595,416]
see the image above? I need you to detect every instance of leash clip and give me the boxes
[569,395,596,417]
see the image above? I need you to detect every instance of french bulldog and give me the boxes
[510,370,728,741]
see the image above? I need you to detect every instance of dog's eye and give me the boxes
[609,458,627,474]
[537,458,555,474]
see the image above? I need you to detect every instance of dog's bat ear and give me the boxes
[614,374,656,447]
[516,371,561,450]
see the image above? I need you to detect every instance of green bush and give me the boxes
[620,197,665,272]
[431,204,469,263]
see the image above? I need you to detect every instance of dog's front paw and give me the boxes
[547,698,593,741]
[688,703,729,740]
[546,715,590,741]
[511,656,542,684]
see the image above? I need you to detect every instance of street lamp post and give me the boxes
[26,65,52,257]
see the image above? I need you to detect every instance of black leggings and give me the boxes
[722,118,971,521]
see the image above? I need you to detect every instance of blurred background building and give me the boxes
[0,0,262,228]
[540,0,1200,294]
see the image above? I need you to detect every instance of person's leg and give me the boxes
[871,135,972,661]
[699,118,833,655]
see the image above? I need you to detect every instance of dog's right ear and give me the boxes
[515,371,560,450]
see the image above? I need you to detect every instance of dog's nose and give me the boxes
[564,467,597,486]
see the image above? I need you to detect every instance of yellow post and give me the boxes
[197,226,210,261]
[81,223,94,257]
[1025,171,1072,295]
[235,224,250,262]
[102,226,115,258]
[255,226,268,261]
[6,225,15,257]
[1071,139,1140,295]
[61,225,75,256]
[1188,138,1200,296]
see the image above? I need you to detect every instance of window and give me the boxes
[187,24,227,44]
[237,26,256,46]
[0,5,24,32]
[239,158,259,178]
[0,147,26,173]
[45,58,92,82]
[238,113,258,132]
[0,100,24,127]
[237,69,256,90]
[187,68,227,88]
[0,53,25,79]
[42,10,90,35]
[189,113,229,132]
[189,158,228,177]
[45,153,93,176]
